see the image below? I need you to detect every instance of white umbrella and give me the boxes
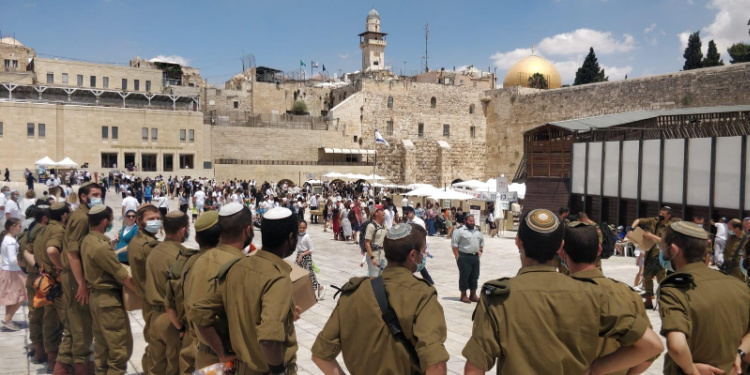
[453,179,489,190]
[55,157,79,168]
[428,188,476,201]
[35,156,57,166]
[404,185,439,196]
[322,172,344,178]
[361,173,387,180]
[305,179,323,185]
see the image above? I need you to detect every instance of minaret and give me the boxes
[359,9,387,72]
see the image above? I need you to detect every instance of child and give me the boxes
[191,205,198,223]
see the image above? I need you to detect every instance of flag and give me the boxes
[374,129,390,148]
[300,60,306,67]
[311,61,319,68]
[322,64,326,72]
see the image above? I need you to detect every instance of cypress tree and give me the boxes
[702,40,724,67]
[574,47,608,85]
[683,31,703,70]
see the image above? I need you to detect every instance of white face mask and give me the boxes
[144,220,162,234]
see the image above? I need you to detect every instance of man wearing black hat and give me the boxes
[631,205,671,309]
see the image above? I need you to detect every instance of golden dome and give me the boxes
[503,54,561,89]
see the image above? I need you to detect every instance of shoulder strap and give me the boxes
[209,257,243,291]
[370,276,420,370]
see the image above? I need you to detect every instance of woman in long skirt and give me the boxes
[295,220,325,299]
[0,218,26,331]
[341,201,353,241]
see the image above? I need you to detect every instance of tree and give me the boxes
[574,47,608,85]
[683,31,703,70]
[702,40,724,67]
[728,42,750,64]
[291,101,308,115]
[527,73,548,89]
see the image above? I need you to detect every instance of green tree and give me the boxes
[574,47,608,85]
[291,101,308,115]
[683,31,703,70]
[702,40,724,67]
[527,73,548,89]
[728,42,750,64]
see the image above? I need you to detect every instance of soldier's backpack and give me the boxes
[600,222,617,259]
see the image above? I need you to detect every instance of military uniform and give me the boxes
[637,217,669,295]
[191,250,298,375]
[165,247,201,375]
[658,263,750,374]
[19,224,47,362]
[145,239,185,375]
[61,204,94,368]
[127,230,159,371]
[462,265,649,373]
[451,225,484,292]
[183,244,243,368]
[81,230,133,375]
[722,233,746,281]
[312,266,450,374]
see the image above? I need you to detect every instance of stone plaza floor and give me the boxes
[0,191,668,374]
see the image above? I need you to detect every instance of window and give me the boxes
[103,77,109,88]
[469,104,475,114]
[188,129,194,142]
[0,122,3,136]
[145,80,151,92]
[418,123,424,138]
[179,129,186,142]
[38,123,45,138]
[3,59,8,68]
[387,96,393,108]
[233,101,239,109]
[46,73,54,84]
[151,128,158,141]
[62,73,69,84]
[430,97,436,108]
[77,75,83,86]
[112,126,118,140]
[163,154,174,172]
[142,127,148,141]
[102,126,108,139]
[141,154,157,172]
[122,79,128,90]
[27,123,35,137]
[134,79,140,91]
[470,126,476,138]
[386,121,393,136]
[12,60,17,68]
[90,76,96,87]
[443,124,450,137]
[179,154,194,169]
[101,153,117,168]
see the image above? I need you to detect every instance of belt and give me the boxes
[459,252,479,256]
[236,361,297,375]
[151,304,165,313]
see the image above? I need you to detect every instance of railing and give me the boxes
[206,111,329,130]
[215,159,372,166]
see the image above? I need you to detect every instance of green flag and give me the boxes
[300,60,306,67]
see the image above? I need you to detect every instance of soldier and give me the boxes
[166,211,220,374]
[658,221,750,374]
[463,209,663,374]
[33,202,70,374]
[184,203,250,369]
[145,211,190,375]
[126,204,162,371]
[311,223,449,374]
[722,218,746,281]
[81,205,136,375]
[562,222,656,374]
[193,207,298,374]
[630,205,672,309]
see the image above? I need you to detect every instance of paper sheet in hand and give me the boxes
[626,227,656,250]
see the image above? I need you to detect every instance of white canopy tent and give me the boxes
[55,157,79,169]
[452,179,489,190]
[403,185,439,197]
[35,156,57,166]
[322,172,345,179]
[428,189,476,201]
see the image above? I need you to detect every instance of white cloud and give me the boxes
[644,23,657,34]
[338,53,349,60]
[490,48,532,69]
[553,60,583,83]
[149,54,190,66]
[678,0,749,59]
[601,64,633,80]
[537,29,636,55]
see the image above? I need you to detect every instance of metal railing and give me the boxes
[206,111,329,130]
[215,159,372,166]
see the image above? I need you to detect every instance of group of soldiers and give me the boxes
[14,177,750,374]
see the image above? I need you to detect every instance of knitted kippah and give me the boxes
[525,209,560,234]
[386,223,412,240]
[87,204,107,215]
[670,221,708,240]
[166,211,185,218]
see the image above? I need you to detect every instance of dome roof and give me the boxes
[503,54,561,89]
[367,9,380,19]
[0,36,24,47]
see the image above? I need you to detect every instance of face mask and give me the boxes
[144,220,162,234]
[730,231,736,237]
[88,197,102,208]
[415,252,427,273]
[299,231,306,237]
[659,248,675,273]
[183,229,190,243]
[3,192,9,198]
[658,215,665,222]
[105,222,113,232]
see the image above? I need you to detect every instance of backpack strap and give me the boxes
[370,276,420,370]
[209,257,242,291]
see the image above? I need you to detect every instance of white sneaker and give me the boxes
[317,286,326,300]
[1,320,20,331]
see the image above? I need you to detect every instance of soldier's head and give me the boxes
[661,221,708,268]
[743,217,750,233]
[384,223,427,273]
[194,211,220,250]
[218,203,254,251]
[78,181,103,208]
[87,205,114,232]
[729,219,743,237]
[560,223,600,265]
[691,215,705,226]
[33,200,50,225]
[659,206,672,222]
[558,207,570,220]
[516,209,565,264]
[137,205,161,235]
[260,207,298,258]
[49,202,70,224]
[164,211,190,243]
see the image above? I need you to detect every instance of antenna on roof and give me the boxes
[424,22,429,73]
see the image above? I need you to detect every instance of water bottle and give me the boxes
[192,361,234,375]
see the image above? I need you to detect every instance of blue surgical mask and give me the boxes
[659,249,675,273]
[106,223,113,232]
[415,252,427,272]
[88,197,103,208]
[145,220,162,234]
[299,231,306,237]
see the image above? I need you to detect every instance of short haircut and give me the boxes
[518,211,565,263]
[136,205,160,223]
[195,224,221,249]
[219,206,253,242]
[79,182,102,200]
[662,225,706,263]
[559,207,570,215]
[563,225,599,264]
[384,223,427,263]
[261,213,299,250]
[88,206,113,227]
[49,204,70,222]
[729,218,742,230]
[33,199,50,222]
[164,214,189,234]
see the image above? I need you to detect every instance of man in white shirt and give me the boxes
[401,196,409,211]
[711,217,728,266]
[5,190,21,221]
[121,190,139,218]
[384,205,394,229]
[193,188,206,215]
[0,186,7,226]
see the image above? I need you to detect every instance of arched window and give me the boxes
[387,96,393,108]
[430,97,436,108]
[469,104,475,114]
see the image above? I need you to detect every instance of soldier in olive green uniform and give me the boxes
[722,219,747,281]
[81,205,137,375]
[192,206,297,375]
[184,203,250,369]
[61,181,102,374]
[145,211,191,375]
[312,223,450,375]
[166,211,220,375]
[127,204,162,372]
[631,206,672,308]
[563,222,656,375]
[658,221,750,374]
[33,202,71,374]
[463,209,663,374]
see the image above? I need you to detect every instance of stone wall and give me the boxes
[33,58,163,92]
[202,81,333,117]
[486,63,750,179]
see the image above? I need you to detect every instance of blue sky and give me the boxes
[2,0,749,86]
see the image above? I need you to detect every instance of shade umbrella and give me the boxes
[428,189,476,201]
[360,173,387,180]
[403,185,438,197]
[55,157,79,169]
[35,156,57,166]
[452,179,489,190]
[322,172,344,178]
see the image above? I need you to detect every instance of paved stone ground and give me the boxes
[0,190,667,374]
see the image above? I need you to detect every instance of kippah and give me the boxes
[670,221,708,240]
[264,207,292,220]
[79,181,95,189]
[661,206,672,213]
[566,220,590,228]
[194,211,219,232]
[525,209,560,234]
[219,202,244,217]
[386,223,412,240]
[50,202,66,211]
[137,203,157,213]
[87,204,107,215]
[36,204,50,210]
[166,211,185,218]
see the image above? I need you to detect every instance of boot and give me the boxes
[469,290,480,303]
[27,343,35,358]
[86,361,96,375]
[47,351,57,375]
[51,359,74,375]
[32,342,48,364]
[460,291,470,304]
[644,293,654,310]
[72,363,87,375]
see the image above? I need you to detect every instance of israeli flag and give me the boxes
[374,129,390,147]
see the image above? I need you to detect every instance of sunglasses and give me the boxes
[126,215,135,218]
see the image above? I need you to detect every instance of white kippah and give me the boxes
[219,202,244,217]
[264,207,293,220]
